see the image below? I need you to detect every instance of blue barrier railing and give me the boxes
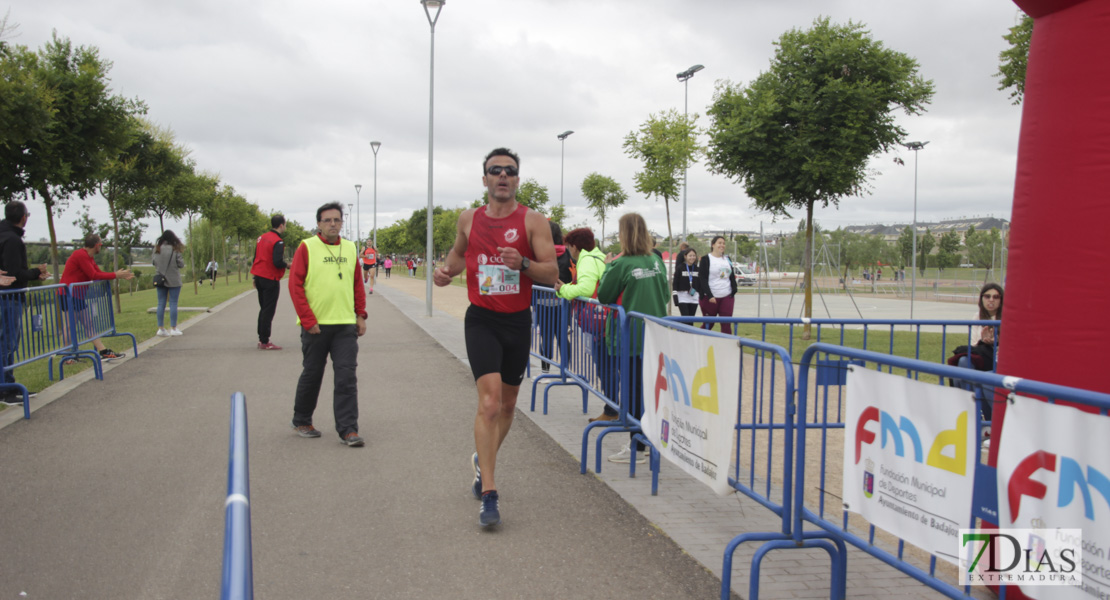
[528,286,587,414]
[221,392,253,600]
[788,343,1110,600]
[1,284,94,419]
[65,280,138,363]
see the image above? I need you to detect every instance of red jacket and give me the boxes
[61,249,116,285]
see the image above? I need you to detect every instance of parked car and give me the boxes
[733,265,757,286]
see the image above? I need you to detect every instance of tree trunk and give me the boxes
[190,213,198,295]
[663,197,674,317]
[38,188,62,282]
[803,202,815,340]
[107,191,122,314]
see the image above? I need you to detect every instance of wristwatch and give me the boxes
[520,257,531,271]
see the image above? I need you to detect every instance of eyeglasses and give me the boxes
[982,294,1001,300]
[320,218,343,225]
[486,165,519,177]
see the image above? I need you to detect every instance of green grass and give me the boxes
[2,277,256,408]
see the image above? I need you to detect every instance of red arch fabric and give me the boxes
[990,2,1110,597]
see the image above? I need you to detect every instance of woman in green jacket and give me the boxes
[595,213,669,464]
[554,228,611,418]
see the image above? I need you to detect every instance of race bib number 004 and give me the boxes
[477,264,521,295]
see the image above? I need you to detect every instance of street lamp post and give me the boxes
[676,64,704,242]
[904,140,929,319]
[347,203,354,241]
[422,0,444,317]
[557,130,574,207]
[370,141,381,250]
[354,184,362,245]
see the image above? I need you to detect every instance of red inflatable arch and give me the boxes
[992,0,1110,439]
[989,2,1110,597]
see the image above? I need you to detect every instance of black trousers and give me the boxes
[292,324,359,438]
[255,276,281,343]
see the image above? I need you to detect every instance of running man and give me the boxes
[361,244,377,294]
[433,148,557,527]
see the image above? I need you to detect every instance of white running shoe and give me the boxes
[169,328,184,336]
[156,328,170,337]
[608,444,647,464]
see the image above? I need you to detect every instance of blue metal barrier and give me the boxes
[64,280,138,366]
[221,392,253,600]
[528,286,585,414]
[1,283,96,419]
[788,344,1110,600]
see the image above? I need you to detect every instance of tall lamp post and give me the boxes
[370,141,381,249]
[904,140,929,319]
[354,184,362,245]
[557,130,574,207]
[422,0,444,317]
[676,64,704,242]
[347,203,354,241]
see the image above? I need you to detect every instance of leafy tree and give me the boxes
[101,119,185,309]
[0,33,145,280]
[374,222,408,257]
[917,228,935,272]
[897,226,915,266]
[547,203,567,231]
[936,231,962,271]
[433,208,462,256]
[622,108,701,260]
[405,206,444,255]
[965,226,1003,269]
[996,13,1032,105]
[515,179,550,214]
[580,172,628,246]
[0,44,54,191]
[733,235,757,260]
[706,17,933,334]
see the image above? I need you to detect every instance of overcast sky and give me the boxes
[7,0,1026,246]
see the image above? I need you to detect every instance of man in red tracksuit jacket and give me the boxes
[250,214,288,350]
[60,234,134,360]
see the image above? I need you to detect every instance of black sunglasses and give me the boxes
[486,165,519,177]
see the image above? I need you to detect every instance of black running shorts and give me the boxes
[464,304,532,386]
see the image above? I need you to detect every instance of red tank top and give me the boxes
[466,204,536,312]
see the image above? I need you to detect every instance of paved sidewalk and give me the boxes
[0,285,731,599]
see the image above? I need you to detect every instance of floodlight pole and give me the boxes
[557,130,574,207]
[676,64,704,242]
[370,141,381,249]
[422,0,444,317]
[904,141,929,319]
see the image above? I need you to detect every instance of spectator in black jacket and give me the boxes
[672,247,700,317]
[0,201,49,405]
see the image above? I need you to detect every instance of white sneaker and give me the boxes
[156,328,170,337]
[608,444,647,464]
[169,328,184,336]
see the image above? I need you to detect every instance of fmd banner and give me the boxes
[640,321,740,496]
[996,395,1110,600]
[842,367,977,564]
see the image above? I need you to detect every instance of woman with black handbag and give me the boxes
[153,230,186,337]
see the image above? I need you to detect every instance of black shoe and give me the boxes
[479,491,501,527]
[342,432,365,447]
[541,361,551,373]
[99,348,125,360]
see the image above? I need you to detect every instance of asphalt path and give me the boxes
[0,287,735,599]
